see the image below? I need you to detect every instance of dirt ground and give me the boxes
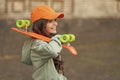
[0,18,120,80]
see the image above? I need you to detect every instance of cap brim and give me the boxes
[57,13,64,18]
[51,13,64,19]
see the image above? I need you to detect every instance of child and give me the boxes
[21,5,67,80]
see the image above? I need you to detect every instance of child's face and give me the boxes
[46,19,58,34]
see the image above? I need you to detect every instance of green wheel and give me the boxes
[60,34,70,43]
[24,20,31,27]
[16,19,25,28]
[68,34,75,42]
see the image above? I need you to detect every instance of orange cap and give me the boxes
[31,5,64,23]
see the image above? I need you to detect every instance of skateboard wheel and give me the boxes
[16,19,25,28]
[68,34,75,42]
[24,20,31,27]
[60,34,70,43]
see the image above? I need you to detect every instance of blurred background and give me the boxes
[0,0,120,80]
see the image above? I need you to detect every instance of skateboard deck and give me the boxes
[11,27,77,55]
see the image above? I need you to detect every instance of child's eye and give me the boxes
[48,19,57,22]
[54,19,57,21]
[48,20,53,22]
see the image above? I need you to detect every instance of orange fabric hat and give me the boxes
[31,5,64,23]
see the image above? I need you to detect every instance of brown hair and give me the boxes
[53,55,64,74]
[32,18,51,38]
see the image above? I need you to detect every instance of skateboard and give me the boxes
[11,19,77,55]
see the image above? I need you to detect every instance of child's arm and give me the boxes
[31,35,62,58]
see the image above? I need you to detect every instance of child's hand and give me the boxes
[51,35,61,41]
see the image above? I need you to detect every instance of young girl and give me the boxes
[21,5,67,80]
